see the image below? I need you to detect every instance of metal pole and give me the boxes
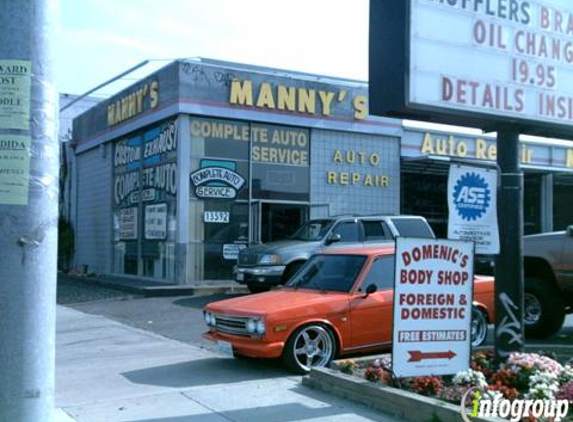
[494,127,525,361]
[59,60,149,112]
[0,1,59,422]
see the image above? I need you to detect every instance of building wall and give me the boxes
[75,144,112,274]
[310,129,400,217]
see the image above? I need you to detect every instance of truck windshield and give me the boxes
[286,254,367,293]
[290,219,334,241]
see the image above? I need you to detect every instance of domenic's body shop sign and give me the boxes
[392,237,474,378]
[370,0,573,138]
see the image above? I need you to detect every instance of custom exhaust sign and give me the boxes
[392,237,474,378]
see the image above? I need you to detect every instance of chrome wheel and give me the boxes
[471,308,488,347]
[524,293,542,325]
[291,325,334,372]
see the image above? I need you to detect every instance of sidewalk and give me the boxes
[55,306,400,422]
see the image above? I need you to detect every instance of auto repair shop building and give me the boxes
[69,58,573,284]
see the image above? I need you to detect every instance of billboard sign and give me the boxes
[392,237,474,378]
[370,0,573,138]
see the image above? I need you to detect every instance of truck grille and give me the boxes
[238,250,259,266]
[214,314,250,336]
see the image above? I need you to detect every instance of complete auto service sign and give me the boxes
[393,238,474,378]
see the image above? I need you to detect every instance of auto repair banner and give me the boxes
[392,237,474,378]
[448,165,499,255]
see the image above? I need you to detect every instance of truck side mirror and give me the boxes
[325,233,342,245]
[567,226,573,237]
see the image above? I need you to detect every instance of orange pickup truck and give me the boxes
[203,245,494,373]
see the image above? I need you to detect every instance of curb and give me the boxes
[303,367,503,422]
[59,274,249,297]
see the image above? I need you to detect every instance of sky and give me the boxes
[58,0,369,97]
[57,0,573,144]
[56,0,488,138]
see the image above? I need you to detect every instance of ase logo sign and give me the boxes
[453,172,492,222]
[448,165,499,255]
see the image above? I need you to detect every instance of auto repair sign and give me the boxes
[448,165,499,254]
[392,237,474,378]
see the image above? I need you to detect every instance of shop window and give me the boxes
[261,203,307,243]
[112,119,178,281]
[401,172,448,238]
[361,256,395,291]
[196,118,250,160]
[251,123,310,202]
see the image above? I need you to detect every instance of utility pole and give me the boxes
[494,127,525,360]
[0,1,60,422]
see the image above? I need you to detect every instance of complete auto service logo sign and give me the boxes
[447,165,499,255]
[190,159,245,200]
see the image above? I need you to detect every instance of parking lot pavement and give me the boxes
[67,292,240,353]
[56,306,403,422]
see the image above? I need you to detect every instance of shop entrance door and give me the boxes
[260,203,308,243]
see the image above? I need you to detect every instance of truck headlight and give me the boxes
[256,320,266,335]
[259,254,281,265]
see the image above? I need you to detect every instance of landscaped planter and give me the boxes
[303,349,573,422]
[303,365,502,422]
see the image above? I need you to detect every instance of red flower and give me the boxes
[412,376,443,396]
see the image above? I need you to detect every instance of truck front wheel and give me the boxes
[524,278,565,339]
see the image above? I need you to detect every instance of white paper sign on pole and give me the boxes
[392,237,474,378]
[448,165,499,255]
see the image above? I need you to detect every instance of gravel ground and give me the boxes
[57,274,142,304]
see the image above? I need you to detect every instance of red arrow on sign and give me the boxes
[407,350,457,362]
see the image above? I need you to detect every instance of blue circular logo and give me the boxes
[453,172,491,221]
